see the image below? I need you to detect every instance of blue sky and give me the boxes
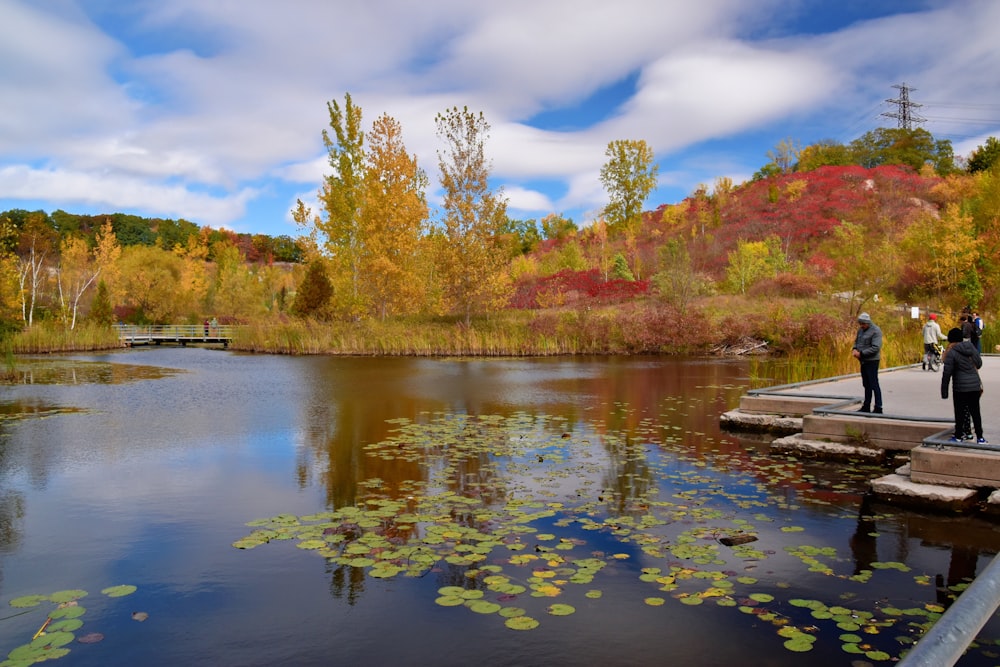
[2,0,999,239]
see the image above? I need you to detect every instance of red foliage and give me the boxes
[510,269,649,309]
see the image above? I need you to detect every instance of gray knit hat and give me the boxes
[857,312,872,323]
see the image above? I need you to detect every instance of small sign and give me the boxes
[911,306,920,319]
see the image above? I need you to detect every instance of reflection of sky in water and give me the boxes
[2,349,1000,666]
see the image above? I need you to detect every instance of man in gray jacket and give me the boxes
[852,312,883,413]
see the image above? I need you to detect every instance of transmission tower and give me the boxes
[881,82,926,130]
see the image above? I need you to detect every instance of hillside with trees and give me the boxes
[2,92,999,358]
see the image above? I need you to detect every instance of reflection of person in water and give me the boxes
[849,494,879,575]
[936,545,979,608]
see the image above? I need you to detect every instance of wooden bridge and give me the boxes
[116,324,234,348]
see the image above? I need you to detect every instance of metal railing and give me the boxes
[116,324,234,343]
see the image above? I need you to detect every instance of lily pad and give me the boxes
[49,590,88,603]
[9,594,48,608]
[77,632,104,644]
[504,615,540,630]
[101,584,137,598]
[547,603,575,616]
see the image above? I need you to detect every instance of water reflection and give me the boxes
[4,351,1000,666]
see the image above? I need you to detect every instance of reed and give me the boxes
[8,322,122,354]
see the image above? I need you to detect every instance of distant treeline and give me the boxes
[0,208,304,264]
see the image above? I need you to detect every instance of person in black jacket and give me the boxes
[852,312,883,413]
[941,327,986,444]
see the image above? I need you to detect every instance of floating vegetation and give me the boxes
[232,410,997,660]
[2,586,138,666]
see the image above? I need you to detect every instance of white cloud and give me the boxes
[2,0,999,234]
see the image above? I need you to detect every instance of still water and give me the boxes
[2,348,1000,666]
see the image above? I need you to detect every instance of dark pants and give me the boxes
[953,390,983,439]
[859,360,882,411]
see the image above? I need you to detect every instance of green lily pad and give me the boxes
[504,615,540,630]
[9,595,48,608]
[467,600,502,614]
[49,590,88,603]
[547,603,575,616]
[101,584,137,598]
[644,597,665,606]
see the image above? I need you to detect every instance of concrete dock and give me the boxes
[721,357,1000,512]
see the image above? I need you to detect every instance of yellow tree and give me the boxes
[56,220,121,329]
[360,113,428,319]
[824,221,901,316]
[118,245,186,323]
[435,106,511,324]
[15,213,58,326]
[901,204,979,303]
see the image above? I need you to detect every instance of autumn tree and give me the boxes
[359,113,428,319]
[16,213,58,325]
[767,137,801,174]
[822,221,900,316]
[901,204,980,304]
[316,93,366,317]
[599,139,658,238]
[56,220,121,329]
[725,237,787,294]
[795,140,853,172]
[209,240,265,320]
[652,238,703,315]
[434,106,511,324]
[117,245,187,323]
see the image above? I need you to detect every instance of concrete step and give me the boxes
[801,414,945,451]
[911,444,1000,488]
[738,394,847,417]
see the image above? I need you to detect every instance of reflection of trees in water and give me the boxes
[326,560,366,605]
[0,490,25,596]
[598,434,655,516]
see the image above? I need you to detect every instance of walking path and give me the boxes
[774,356,997,443]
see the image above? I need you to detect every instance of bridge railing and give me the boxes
[116,324,235,340]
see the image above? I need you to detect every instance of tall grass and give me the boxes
[8,322,122,354]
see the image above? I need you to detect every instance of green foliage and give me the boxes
[967,136,1000,173]
[599,139,658,236]
[611,252,634,280]
[89,280,114,326]
[849,127,956,175]
[725,237,787,294]
[291,261,333,320]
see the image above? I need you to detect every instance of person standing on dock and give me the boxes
[941,327,986,444]
[852,312,883,413]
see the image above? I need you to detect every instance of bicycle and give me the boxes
[922,342,942,371]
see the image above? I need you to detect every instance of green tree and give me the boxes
[360,112,428,319]
[611,252,634,280]
[292,259,333,320]
[434,106,511,324]
[652,238,703,315]
[89,279,114,325]
[599,139,658,237]
[725,238,785,294]
[967,136,1000,174]
[795,140,853,171]
[540,213,577,241]
[850,127,956,175]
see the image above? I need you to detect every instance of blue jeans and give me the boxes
[860,360,882,411]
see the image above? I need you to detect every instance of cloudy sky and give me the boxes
[2,0,999,238]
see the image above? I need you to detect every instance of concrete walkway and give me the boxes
[773,356,998,443]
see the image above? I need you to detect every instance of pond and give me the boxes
[2,349,1000,666]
